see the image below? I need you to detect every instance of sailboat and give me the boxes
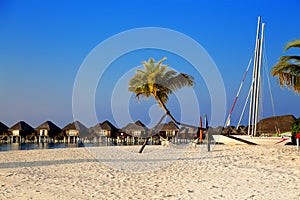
[213,16,291,145]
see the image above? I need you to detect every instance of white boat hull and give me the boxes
[212,135,248,145]
[212,134,291,145]
[233,135,291,145]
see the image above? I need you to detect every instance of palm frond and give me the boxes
[128,57,195,104]
[167,73,194,92]
[284,40,300,52]
[272,38,300,94]
[157,57,167,65]
[136,69,147,75]
[271,61,300,76]
[162,70,177,83]
[276,71,300,93]
[280,56,300,63]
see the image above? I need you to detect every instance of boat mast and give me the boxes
[253,23,265,136]
[248,16,261,136]
[248,17,265,136]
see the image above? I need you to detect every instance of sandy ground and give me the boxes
[0,144,299,200]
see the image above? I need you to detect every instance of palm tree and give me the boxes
[128,57,198,153]
[271,40,300,93]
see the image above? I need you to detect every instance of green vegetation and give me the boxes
[128,57,194,126]
[291,117,300,144]
[128,57,195,152]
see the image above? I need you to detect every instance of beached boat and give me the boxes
[233,135,291,145]
[212,135,250,145]
[215,17,292,145]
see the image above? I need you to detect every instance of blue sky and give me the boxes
[0,0,300,128]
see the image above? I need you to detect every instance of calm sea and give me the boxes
[0,143,116,151]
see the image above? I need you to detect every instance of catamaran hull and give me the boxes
[212,135,291,145]
[212,135,248,145]
[233,135,291,145]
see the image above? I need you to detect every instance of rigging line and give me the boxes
[224,58,252,127]
[237,82,253,129]
[263,39,279,134]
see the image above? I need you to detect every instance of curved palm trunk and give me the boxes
[139,113,167,153]
[156,96,206,130]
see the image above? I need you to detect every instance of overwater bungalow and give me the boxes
[121,120,149,144]
[90,120,118,144]
[155,121,179,142]
[35,121,61,143]
[61,121,90,143]
[0,122,9,143]
[8,121,34,143]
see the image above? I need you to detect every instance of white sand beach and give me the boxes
[0,145,299,199]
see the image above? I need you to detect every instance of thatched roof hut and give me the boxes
[62,121,90,138]
[154,121,179,138]
[8,121,34,137]
[100,120,118,131]
[35,121,61,138]
[0,122,8,135]
[159,121,179,131]
[122,120,149,138]
[90,120,118,138]
[0,122,9,141]
[257,115,296,135]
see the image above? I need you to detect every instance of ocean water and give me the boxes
[0,143,117,151]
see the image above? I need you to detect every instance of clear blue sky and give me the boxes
[1,0,299,128]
